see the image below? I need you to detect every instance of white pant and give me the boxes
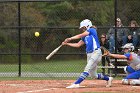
[84,49,102,78]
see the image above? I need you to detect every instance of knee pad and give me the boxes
[122,79,129,85]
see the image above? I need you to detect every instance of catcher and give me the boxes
[104,43,140,85]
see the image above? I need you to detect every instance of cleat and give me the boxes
[66,84,80,89]
[106,77,113,87]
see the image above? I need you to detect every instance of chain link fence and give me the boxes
[0,0,140,78]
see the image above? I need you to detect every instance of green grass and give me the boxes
[0,77,49,80]
[0,60,88,73]
[0,60,104,73]
[0,59,124,80]
[0,75,123,80]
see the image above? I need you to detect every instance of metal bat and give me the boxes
[46,45,62,60]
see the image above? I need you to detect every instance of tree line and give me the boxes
[0,0,139,63]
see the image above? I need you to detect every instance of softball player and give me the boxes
[62,19,113,88]
[108,43,140,85]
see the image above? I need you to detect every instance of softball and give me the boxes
[35,32,40,37]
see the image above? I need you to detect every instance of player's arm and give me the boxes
[64,31,89,43]
[108,53,127,59]
[62,40,84,48]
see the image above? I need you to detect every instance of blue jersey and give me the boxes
[81,28,100,53]
[124,52,140,70]
[124,52,140,79]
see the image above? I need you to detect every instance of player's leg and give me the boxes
[130,79,140,85]
[95,72,113,87]
[68,52,97,86]
[96,52,113,87]
[122,66,136,84]
[88,50,113,87]
[89,65,111,82]
[66,50,102,88]
[122,79,140,85]
[86,49,102,79]
[66,71,89,88]
[124,66,135,75]
[66,51,94,88]
[72,51,96,85]
[122,70,140,85]
[88,56,108,81]
[89,63,113,87]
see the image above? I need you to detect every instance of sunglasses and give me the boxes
[101,37,105,38]
[123,48,129,50]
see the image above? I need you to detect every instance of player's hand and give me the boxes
[64,38,72,43]
[62,42,67,46]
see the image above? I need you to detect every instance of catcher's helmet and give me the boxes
[79,19,92,30]
[122,43,134,51]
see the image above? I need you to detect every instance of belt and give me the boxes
[86,48,100,53]
[95,48,99,50]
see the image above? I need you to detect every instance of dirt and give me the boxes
[0,80,139,93]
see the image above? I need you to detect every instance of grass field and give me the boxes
[0,59,115,80]
[0,60,104,73]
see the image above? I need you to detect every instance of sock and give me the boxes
[74,72,89,84]
[97,73,109,81]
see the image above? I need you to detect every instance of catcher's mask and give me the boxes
[121,43,134,52]
[79,19,92,30]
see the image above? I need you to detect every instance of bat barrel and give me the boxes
[46,45,62,60]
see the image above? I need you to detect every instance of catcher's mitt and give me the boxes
[100,46,110,56]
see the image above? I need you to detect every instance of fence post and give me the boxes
[18,1,21,77]
[114,0,118,77]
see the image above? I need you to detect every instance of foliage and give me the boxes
[0,3,18,26]
[35,1,114,26]
[0,0,140,63]
[117,0,140,25]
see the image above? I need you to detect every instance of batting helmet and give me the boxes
[122,43,134,51]
[79,19,92,30]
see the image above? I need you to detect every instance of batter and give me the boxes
[62,19,113,88]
